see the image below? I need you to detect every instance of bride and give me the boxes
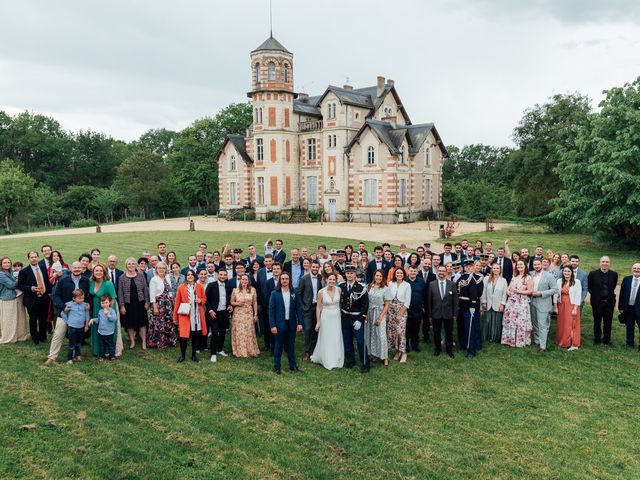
[311,273,344,370]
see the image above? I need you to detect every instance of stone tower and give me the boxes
[248,36,299,214]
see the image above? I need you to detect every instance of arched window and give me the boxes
[230,155,236,171]
[367,146,375,165]
[284,64,289,83]
[255,63,260,84]
[268,62,276,81]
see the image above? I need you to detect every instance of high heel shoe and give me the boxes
[399,353,407,363]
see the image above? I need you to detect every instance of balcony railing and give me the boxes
[299,120,323,132]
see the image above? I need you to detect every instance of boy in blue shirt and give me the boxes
[89,294,117,361]
[60,289,90,364]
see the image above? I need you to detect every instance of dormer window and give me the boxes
[268,62,276,81]
[367,146,375,165]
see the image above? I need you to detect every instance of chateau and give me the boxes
[217,35,448,222]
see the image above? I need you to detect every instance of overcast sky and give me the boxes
[1,0,638,147]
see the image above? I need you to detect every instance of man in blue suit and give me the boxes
[366,246,391,283]
[269,271,303,374]
[618,263,640,348]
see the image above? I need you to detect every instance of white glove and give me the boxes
[353,321,362,331]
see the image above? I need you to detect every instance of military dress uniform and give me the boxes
[456,261,485,357]
[340,264,370,371]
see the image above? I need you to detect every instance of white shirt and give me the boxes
[310,275,319,303]
[533,271,542,291]
[206,273,217,284]
[282,290,291,320]
[442,254,453,264]
[217,282,227,311]
[388,281,412,308]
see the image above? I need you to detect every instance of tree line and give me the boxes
[443,76,640,242]
[0,103,252,233]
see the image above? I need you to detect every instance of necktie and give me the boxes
[440,281,445,299]
[631,278,639,306]
[35,266,45,294]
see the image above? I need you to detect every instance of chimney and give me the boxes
[383,115,397,128]
[343,84,353,90]
[297,92,308,101]
[376,76,385,97]
[386,79,394,87]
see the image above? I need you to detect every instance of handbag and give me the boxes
[177,303,191,315]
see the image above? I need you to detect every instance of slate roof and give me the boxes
[252,36,291,54]
[292,95,323,117]
[226,134,253,163]
[346,120,448,157]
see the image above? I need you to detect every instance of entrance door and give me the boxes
[328,199,337,222]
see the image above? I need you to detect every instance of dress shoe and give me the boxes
[274,368,281,375]
[290,367,301,373]
[413,345,421,353]
[43,357,55,365]
[345,363,354,369]
[191,356,199,363]
[625,343,635,348]
[593,340,601,346]
[177,356,185,363]
[538,348,546,354]
[604,342,613,347]
[447,353,454,359]
[433,351,441,357]
[465,353,475,358]
[361,367,370,374]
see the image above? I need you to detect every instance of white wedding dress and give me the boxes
[310,287,344,370]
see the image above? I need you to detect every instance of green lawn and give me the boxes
[451,226,640,274]
[1,229,640,479]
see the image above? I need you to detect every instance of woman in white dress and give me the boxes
[311,273,344,370]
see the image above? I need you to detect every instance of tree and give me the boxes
[88,187,124,223]
[133,128,178,158]
[28,187,63,228]
[69,130,129,187]
[550,77,640,241]
[506,93,592,217]
[443,144,513,183]
[0,111,73,191]
[167,103,252,210]
[0,159,35,231]
[114,150,181,218]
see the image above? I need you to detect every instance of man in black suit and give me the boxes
[17,251,51,344]
[227,263,257,290]
[38,244,53,270]
[618,263,640,348]
[428,265,459,358]
[405,265,427,352]
[257,257,279,351]
[106,255,124,286]
[205,269,233,362]
[420,256,437,342]
[298,260,321,360]
[44,261,90,364]
[272,239,286,264]
[495,247,512,285]
[528,245,544,271]
[366,246,391,283]
[588,256,618,346]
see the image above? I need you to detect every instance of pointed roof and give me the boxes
[252,35,291,54]
[216,135,253,164]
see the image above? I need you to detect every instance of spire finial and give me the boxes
[269,0,273,37]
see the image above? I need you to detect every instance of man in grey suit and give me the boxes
[428,265,459,358]
[297,260,321,360]
[530,259,559,353]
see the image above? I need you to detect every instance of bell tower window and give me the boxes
[255,63,260,85]
[284,64,289,83]
[268,62,276,81]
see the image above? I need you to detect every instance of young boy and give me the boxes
[89,294,117,361]
[60,289,90,364]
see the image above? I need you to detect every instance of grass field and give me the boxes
[2,229,640,479]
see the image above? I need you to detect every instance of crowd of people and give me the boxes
[1,237,639,374]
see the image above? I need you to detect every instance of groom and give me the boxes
[340,264,370,373]
[269,271,303,374]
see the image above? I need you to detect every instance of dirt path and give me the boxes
[2,217,513,250]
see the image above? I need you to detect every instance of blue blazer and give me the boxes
[268,289,303,331]
[618,275,640,317]
[366,259,391,283]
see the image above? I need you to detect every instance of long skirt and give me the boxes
[387,299,407,353]
[483,310,503,343]
[0,297,28,344]
[367,305,388,360]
